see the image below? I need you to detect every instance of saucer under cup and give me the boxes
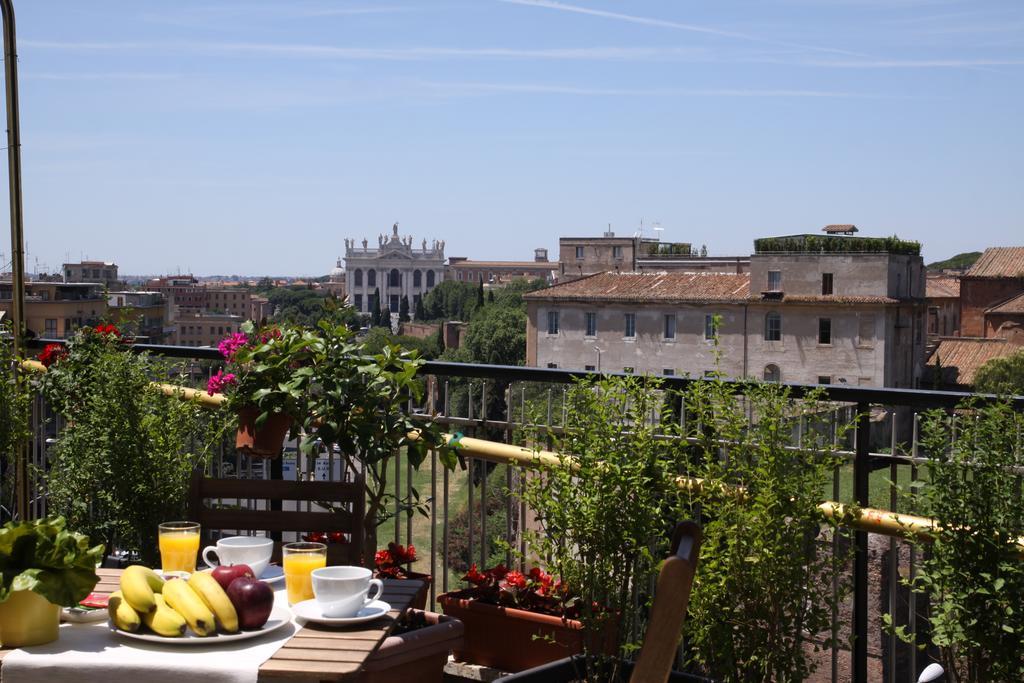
[311,566,384,618]
[202,536,273,578]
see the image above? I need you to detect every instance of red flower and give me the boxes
[503,570,527,590]
[486,564,509,581]
[463,564,489,587]
[38,343,68,368]
[302,531,327,543]
[93,323,121,337]
[374,549,393,568]
[328,531,348,544]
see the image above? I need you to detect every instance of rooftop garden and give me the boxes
[754,234,922,256]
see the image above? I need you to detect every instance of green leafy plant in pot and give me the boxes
[1,322,31,511]
[0,516,104,647]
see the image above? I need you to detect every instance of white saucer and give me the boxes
[292,599,392,626]
[258,565,285,584]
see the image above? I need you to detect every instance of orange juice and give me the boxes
[159,532,200,573]
[283,553,327,604]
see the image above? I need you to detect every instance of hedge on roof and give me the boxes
[753,235,921,256]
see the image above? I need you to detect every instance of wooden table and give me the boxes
[0,568,424,682]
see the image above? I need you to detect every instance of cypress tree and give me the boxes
[399,295,410,323]
[487,289,495,304]
[371,287,382,327]
[415,296,426,321]
[477,279,485,307]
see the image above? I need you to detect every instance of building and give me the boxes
[323,259,347,297]
[343,223,445,317]
[107,291,170,343]
[526,233,926,388]
[925,275,960,340]
[147,276,205,310]
[635,255,750,275]
[0,281,107,338]
[958,247,1024,337]
[925,332,1024,390]
[173,311,245,348]
[203,288,253,318]
[559,231,692,280]
[983,292,1024,337]
[447,249,556,285]
[63,261,119,287]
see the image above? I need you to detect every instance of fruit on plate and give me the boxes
[108,590,141,632]
[188,570,239,633]
[162,578,216,636]
[211,563,255,592]
[226,576,274,630]
[142,594,187,637]
[120,565,166,614]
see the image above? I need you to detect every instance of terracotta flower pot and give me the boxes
[437,592,588,673]
[0,590,61,648]
[235,407,292,458]
[374,571,432,611]
[360,610,464,683]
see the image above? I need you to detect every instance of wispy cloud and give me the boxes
[496,0,865,57]
[418,80,892,99]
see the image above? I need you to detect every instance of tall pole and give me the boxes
[2,0,28,520]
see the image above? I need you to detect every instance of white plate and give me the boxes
[63,607,108,623]
[110,603,292,645]
[292,599,391,626]
[160,565,285,584]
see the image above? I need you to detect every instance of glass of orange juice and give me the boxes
[158,521,201,573]
[283,542,327,604]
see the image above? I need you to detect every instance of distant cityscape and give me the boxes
[2,224,1022,393]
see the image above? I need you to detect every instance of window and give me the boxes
[44,319,57,337]
[612,246,623,259]
[585,364,596,372]
[624,313,636,338]
[354,294,362,311]
[663,368,675,376]
[585,312,597,337]
[389,269,401,287]
[818,318,832,345]
[547,311,559,335]
[817,375,831,385]
[426,271,435,288]
[663,314,676,340]
[413,270,422,287]
[764,312,781,341]
[368,270,376,287]
[822,273,833,295]
[624,366,635,374]
[575,246,584,259]
[763,364,781,383]
[767,270,782,292]
[704,314,716,340]
[218,326,224,335]
[389,295,399,311]
[547,362,558,369]
[858,315,875,347]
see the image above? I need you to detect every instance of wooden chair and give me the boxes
[629,520,703,683]
[188,468,365,566]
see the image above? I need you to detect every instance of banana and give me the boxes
[142,594,187,637]
[120,565,164,614]
[188,571,239,633]
[108,590,142,632]
[162,577,216,636]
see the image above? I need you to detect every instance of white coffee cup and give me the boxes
[202,536,273,578]
[311,566,384,618]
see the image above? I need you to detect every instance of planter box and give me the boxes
[372,571,431,611]
[500,655,716,683]
[360,610,463,683]
[437,592,588,673]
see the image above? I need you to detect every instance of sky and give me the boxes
[3,0,1023,276]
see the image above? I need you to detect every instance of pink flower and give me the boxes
[206,370,237,395]
[217,332,249,361]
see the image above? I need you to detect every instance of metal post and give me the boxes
[853,402,871,683]
[2,0,28,521]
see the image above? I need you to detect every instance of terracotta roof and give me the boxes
[925,337,1022,386]
[451,261,553,269]
[524,271,751,303]
[964,247,1024,278]
[986,291,1024,315]
[926,275,960,299]
[759,294,898,304]
[823,224,858,234]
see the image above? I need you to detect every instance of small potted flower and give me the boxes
[374,542,431,610]
[0,517,104,647]
[208,322,321,458]
[437,563,597,672]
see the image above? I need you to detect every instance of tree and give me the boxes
[487,290,495,304]
[414,296,426,321]
[399,295,410,323]
[974,350,1024,395]
[422,281,480,321]
[463,305,526,366]
[371,288,382,327]
[477,279,485,308]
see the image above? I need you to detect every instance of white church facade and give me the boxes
[343,223,446,316]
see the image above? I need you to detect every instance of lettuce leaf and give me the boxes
[0,517,104,606]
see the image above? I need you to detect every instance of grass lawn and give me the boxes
[825,461,926,513]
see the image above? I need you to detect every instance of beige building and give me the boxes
[925,275,960,339]
[108,291,170,343]
[344,223,445,317]
[63,261,119,287]
[0,281,107,339]
[174,312,245,348]
[526,236,926,388]
[447,249,556,285]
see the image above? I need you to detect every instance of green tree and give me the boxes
[974,351,1024,395]
[399,295,410,323]
[414,296,426,321]
[462,305,526,366]
[371,287,382,327]
[477,279,485,308]
[422,281,479,321]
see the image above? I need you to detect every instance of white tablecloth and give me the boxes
[3,587,298,683]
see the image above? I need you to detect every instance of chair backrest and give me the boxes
[188,468,365,566]
[629,520,702,683]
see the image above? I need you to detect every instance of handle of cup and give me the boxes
[201,546,219,568]
[365,578,383,604]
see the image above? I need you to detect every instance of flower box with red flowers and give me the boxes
[373,543,431,611]
[437,564,595,673]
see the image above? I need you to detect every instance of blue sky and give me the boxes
[4,0,1023,275]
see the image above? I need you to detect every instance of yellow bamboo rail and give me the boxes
[23,358,1017,550]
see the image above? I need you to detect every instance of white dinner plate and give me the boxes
[110,603,292,645]
[159,565,285,584]
[292,599,391,626]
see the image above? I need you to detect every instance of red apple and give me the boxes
[211,564,255,592]
[226,576,274,630]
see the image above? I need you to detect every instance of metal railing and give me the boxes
[11,338,1024,683]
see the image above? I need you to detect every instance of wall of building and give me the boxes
[558,237,636,279]
[749,253,924,298]
[960,277,1024,336]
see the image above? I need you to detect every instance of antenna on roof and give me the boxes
[653,222,663,241]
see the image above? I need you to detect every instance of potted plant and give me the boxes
[438,563,597,672]
[0,516,104,647]
[361,608,465,683]
[209,323,321,457]
[374,542,431,610]
[1,322,31,503]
